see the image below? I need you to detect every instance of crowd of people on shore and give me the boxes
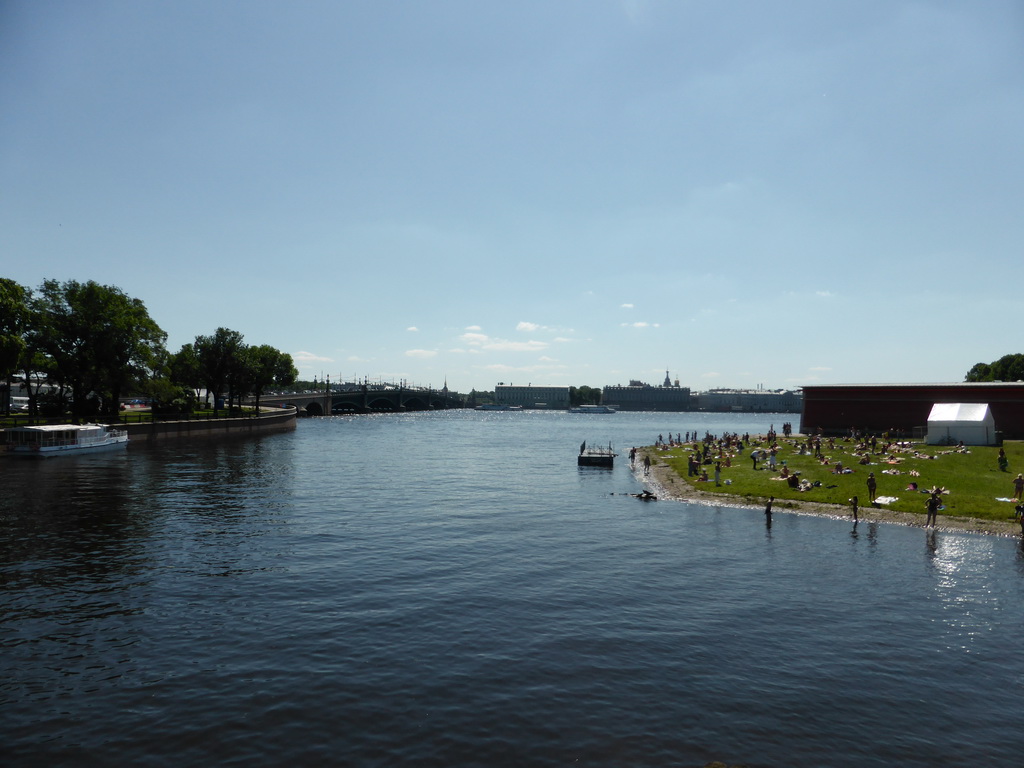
[644,424,1024,532]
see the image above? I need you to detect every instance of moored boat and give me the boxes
[569,405,617,414]
[4,424,129,457]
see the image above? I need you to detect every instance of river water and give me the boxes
[3,410,1023,766]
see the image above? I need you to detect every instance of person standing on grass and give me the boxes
[1014,473,1024,501]
[866,472,877,503]
[714,461,721,487]
[998,447,1008,472]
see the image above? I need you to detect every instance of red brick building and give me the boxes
[800,382,1024,439]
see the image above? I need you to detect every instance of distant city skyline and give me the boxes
[4,2,1022,393]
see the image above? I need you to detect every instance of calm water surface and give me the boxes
[3,411,1024,766]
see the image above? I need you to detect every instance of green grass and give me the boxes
[649,438,1024,523]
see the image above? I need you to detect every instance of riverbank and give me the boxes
[638,447,1023,537]
[122,406,296,443]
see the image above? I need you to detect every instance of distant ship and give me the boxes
[569,405,617,414]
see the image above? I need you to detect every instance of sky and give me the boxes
[3,1,1023,394]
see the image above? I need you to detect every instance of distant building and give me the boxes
[494,384,570,409]
[693,388,802,413]
[801,382,1024,438]
[603,373,691,411]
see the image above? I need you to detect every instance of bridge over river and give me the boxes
[255,383,468,416]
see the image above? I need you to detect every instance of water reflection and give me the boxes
[924,532,1003,654]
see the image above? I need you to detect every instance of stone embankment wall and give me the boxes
[124,407,297,443]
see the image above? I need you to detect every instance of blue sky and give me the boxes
[3,1,1022,393]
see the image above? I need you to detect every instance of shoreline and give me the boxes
[638,449,1024,538]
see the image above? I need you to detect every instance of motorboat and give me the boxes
[569,405,617,414]
[4,424,129,457]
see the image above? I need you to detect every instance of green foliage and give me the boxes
[30,279,167,420]
[966,354,1024,382]
[193,327,244,414]
[173,330,296,415]
[243,344,298,409]
[653,437,1024,523]
[5,279,294,422]
[0,279,29,388]
[569,385,603,406]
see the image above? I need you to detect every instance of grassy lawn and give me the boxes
[649,436,1024,524]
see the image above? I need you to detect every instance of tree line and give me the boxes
[1,278,297,420]
[965,354,1024,383]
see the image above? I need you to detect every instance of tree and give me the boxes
[168,343,203,406]
[965,362,993,382]
[31,280,167,421]
[965,354,1024,382]
[569,385,603,406]
[244,344,298,412]
[194,327,244,416]
[0,279,29,415]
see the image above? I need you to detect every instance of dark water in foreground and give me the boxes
[2,410,1024,767]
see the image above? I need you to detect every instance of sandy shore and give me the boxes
[637,449,1023,538]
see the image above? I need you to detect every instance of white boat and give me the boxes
[4,424,129,457]
[569,405,617,414]
[474,404,523,411]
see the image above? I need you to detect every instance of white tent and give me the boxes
[926,402,997,445]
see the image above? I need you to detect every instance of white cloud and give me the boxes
[407,326,419,332]
[620,322,660,328]
[405,349,437,359]
[459,331,548,352]
[484,339,548,352]
[516,321,540,332]
[465,325,482,331]
[294,350,333,363]
[621,303,634,309]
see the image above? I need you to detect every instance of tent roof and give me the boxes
[927,402,993,423]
